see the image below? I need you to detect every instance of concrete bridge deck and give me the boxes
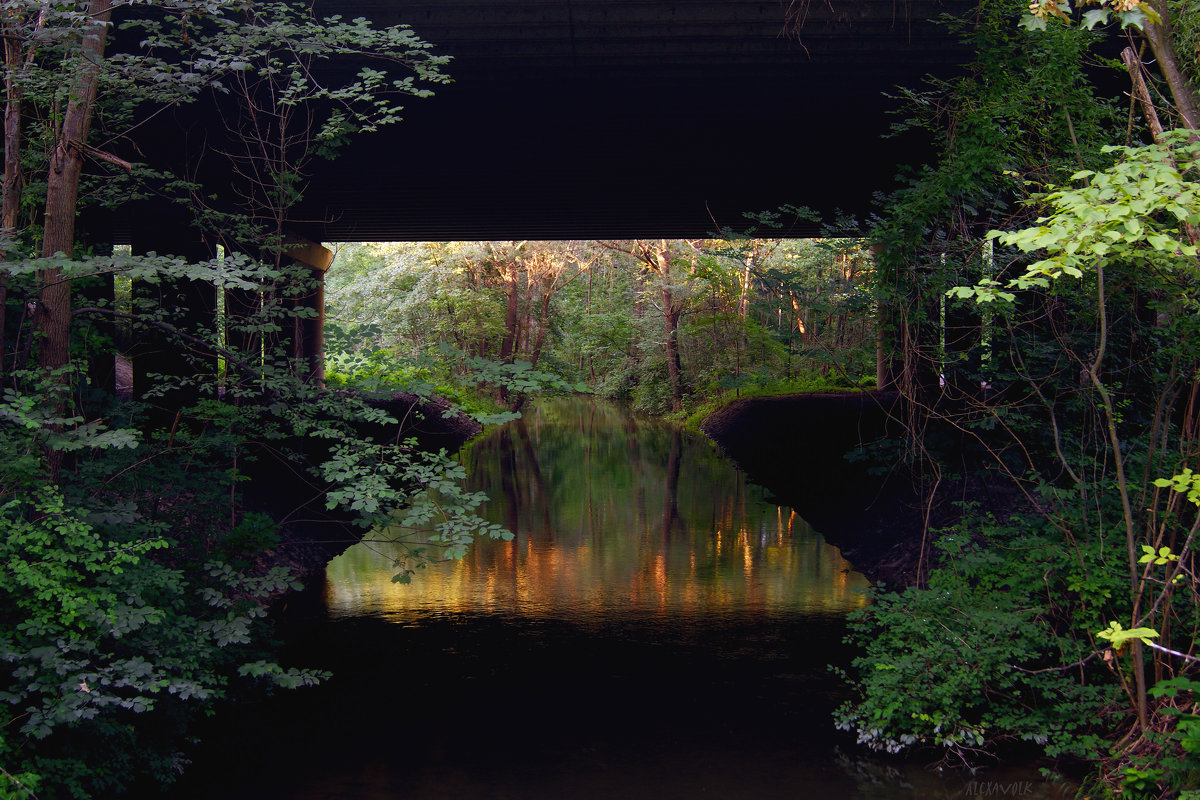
[111,0,974,242]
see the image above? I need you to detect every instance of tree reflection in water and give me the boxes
[326,397,870,624]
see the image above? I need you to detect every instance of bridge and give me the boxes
[113,0,972,243]
[100,0,975,400]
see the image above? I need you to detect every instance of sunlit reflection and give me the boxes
[326,398,871,624]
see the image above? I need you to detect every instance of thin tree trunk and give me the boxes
[663,299,682,411]
[1140,0,1200,130]
[1122,47,1166,140]
[530,289,551,368]
[583,267,592,377]
[2,10,44,375]
[497,257,521,406]
[655,244,683,412]
[738,257,752,318]
[1,35,20,375]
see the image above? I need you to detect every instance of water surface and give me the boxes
[175,398,1070,800]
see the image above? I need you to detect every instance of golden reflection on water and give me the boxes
[325,399,871,623]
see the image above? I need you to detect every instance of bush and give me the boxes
[834,508,1119,764]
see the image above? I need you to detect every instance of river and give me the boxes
[173,398,1069,799]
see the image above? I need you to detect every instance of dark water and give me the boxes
[176,399,1069,800]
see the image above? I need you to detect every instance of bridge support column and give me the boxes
[281,236,332,386]
[74,243,117,404]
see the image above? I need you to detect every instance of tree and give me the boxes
[955,132,1200,764]
[598,240,698,412]
[0,4,488,796]
[835,1,1200,790]
[1,0,448,386]
[1024,0,1200,132]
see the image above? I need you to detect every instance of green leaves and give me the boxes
[236,661,329,688]
[946,277,1015,304]
[1154,467,1200,507]
[0,375,142,455]
[954,131,1200,306]
[1096,620,1159,650]
[836,519,1117,761]
[1138,544,1180,566]
[0,487,158,627]
[1080,8,1110,28]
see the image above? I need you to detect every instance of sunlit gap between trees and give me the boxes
[321,238,878,423]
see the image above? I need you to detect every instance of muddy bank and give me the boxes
[701,391,927,585]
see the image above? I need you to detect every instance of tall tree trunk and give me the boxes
[738,257,753,318]
[499,259,520,361]
[530,289,551,368]
[2,37,21,376]
[663,298,682,411]
[655,244,683,413]
[497,257,521,406]
[38,0,114,376]
[36,0,112,478]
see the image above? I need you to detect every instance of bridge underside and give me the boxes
[121,0,975,242]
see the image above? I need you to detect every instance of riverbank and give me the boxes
[701,390,927,585]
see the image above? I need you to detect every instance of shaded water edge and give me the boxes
[701,390,1033,587]
[171,595,1073,800]
[702,391,924,586]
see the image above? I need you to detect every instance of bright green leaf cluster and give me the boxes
[1096,620,1160,650]
[1139,544,1181,565]
[1154,467,1200,507]
[954,131,1200,306]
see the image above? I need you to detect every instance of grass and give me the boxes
[672,373,874,431]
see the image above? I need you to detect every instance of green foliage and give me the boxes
[1172,0,1200,91]
[835,513,1117,762]
[0,0,462,794]
[956,132,1200,305]
[870,0,1119,408]
[681,373,869,431]
[1095,621,1159,650]
[1138,544,1181,567]
[325,337,581,422]
[0,417,329,797]
[1155,468,1200,508]
[323,237,875,420]
[0,766,39,800]
[0,486,163,628]
[0,246,518,796]
[836,3,1200,783]
[1147,677,1200,792]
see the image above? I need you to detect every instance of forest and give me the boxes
[320,237,875,419]
[0,0,1199,795]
